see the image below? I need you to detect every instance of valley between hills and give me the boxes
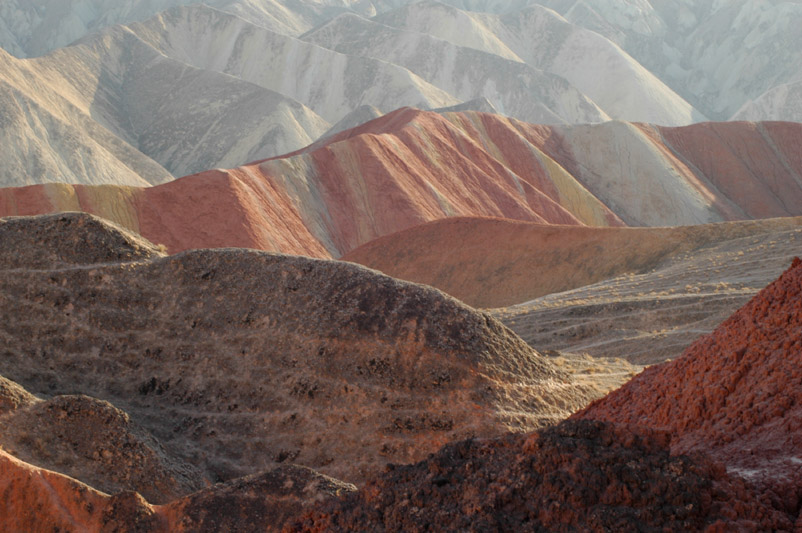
[2,1,802,531]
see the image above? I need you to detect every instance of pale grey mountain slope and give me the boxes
[732,80,802,123]
[0,47,173,187]
[0,24,329,186]
[0,0,382,58]
[376,0,706,125]
[303,12,609,125]
[433,96,498,114]
[542,0,802,120]
[318,96,499,140]
[319,104,384,139]
[128,5,458,124]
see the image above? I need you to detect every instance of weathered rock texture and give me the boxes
[344,216,802,308]
[577,257,802,515]
[293,420,790,531]
[0,213,592,493]
[0,447,355,532]
[4,110,802,260]
[495,222,802,365]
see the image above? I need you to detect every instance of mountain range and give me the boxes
[3,1,802,531]
[3,108,801,258]
[2,1,801,188]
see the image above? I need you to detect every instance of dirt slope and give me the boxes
[345,216,802,308]
[577,257,802,515]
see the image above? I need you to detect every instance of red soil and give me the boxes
[577,257,802,513]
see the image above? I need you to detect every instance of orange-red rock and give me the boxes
[577,257,802,512]
[1,110,800,260]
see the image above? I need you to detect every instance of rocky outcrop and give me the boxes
[0,387,203,504]
[0,448,355,532]
[293,420,790,531]
[577,257,802,513]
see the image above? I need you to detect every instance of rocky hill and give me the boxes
[0,212,594,497]
[292,419,791,531]
[577,257,802,515]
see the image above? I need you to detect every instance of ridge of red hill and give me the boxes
[3,110,801,259]
[577,257,802,515]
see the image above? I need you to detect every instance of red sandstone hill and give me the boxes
[344,216,802,308]
[2,109,802,259]
[576,257,802,516]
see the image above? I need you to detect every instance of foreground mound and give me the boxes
[0,213,591,496]
[294,420,789,531]
[577,257,802,510]
[344,216,802,308]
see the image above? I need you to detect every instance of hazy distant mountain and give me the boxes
[545,0,802,120]
[732,80,802,123]
[129,5,459,123]
[375,1,706,125]
[0,47,173,187]
[0,23,329,186]
[303,13,609,124]
[0,0,372,58]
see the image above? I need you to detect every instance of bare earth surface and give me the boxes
[0,213,597,529]
[495,223,802,366]
[577,258,802,523]
[345,215,802,308]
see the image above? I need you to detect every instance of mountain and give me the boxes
[129,5,459,124]
[0,47,173,187]
[343,216,802,308]
[576,257,802,513]
[376,1,706,125]
[0,0,380,58]
[732,80,802,123]
[303,12,610,124]
[0,23,329,186]
[3,109,802,258]
[0,212,595,490]
[0,109,623,257]
[546,0,802,121]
